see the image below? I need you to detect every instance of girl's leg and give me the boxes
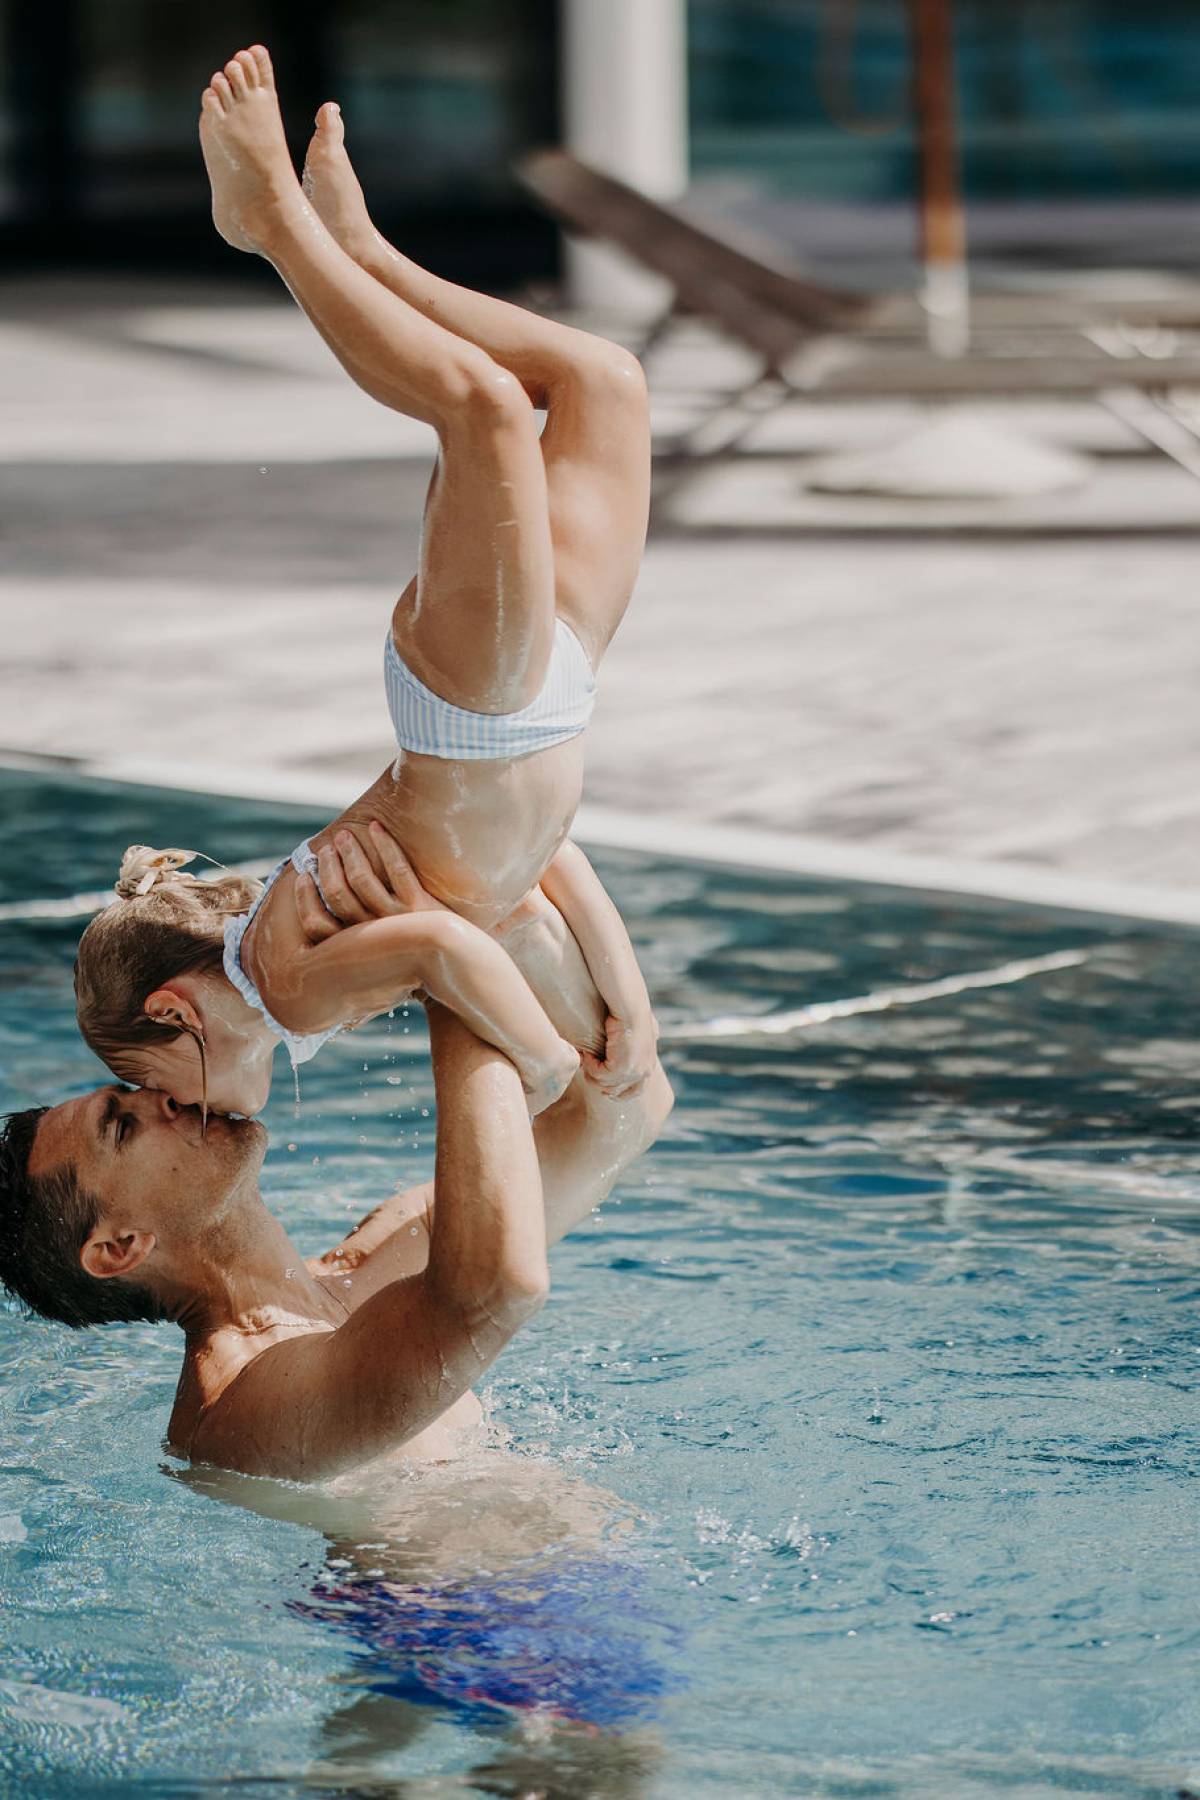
[303,105,651,668]
[200,49,555,711]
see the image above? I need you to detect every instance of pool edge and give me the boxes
[2,746,1198,931]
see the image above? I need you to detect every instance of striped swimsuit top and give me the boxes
[384,619,596,761]
[223,840,340,1067]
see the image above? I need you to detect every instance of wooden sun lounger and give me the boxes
[516,150,1200,414]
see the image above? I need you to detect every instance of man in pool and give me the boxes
[0,1000,671,1480]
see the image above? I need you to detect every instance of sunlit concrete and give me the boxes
[2,275,1200,908]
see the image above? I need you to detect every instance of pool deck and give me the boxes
[2,272,1199,922]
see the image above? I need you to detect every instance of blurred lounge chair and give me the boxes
[517,149,1200,471]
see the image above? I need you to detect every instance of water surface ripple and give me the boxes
[0,772,1196,1798]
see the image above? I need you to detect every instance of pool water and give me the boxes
[0,768,1197,1798]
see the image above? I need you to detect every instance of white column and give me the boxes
[561,0,689,317]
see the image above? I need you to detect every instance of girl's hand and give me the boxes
[581,1007,659,1099]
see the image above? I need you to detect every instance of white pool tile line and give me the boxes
[660,948,1091,1043]
[3,747,1200,929]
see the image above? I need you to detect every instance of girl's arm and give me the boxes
[538,840,658,1097]
[264,861,578,1115]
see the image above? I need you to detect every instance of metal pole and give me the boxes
[908,0,969,356]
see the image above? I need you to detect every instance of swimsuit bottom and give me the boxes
[292,1554,683,1729]
[384,618,596,761]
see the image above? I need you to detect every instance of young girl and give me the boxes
[74,45,657,1119]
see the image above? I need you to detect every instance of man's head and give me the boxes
[0,1087,267,1329]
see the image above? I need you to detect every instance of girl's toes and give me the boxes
[201,87,224,117]
[224,58,248,98]
[236,49,259,88]
[211,72,233,107]
[248,44,274,86]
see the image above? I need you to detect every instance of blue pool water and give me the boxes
[0,768,1197,1798]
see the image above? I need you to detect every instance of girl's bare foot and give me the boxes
[199,46,306,254]
[302,103,379,264]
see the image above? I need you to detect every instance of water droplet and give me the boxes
[286,1142,297,1152]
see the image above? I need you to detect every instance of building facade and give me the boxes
[3,1,1198,284]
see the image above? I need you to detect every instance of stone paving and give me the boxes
[2,273,1199,907]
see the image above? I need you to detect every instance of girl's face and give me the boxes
[123,1025,276,1119]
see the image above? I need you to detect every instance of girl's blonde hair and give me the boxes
[74,847,263,1081]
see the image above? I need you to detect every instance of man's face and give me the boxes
[29,1085,266,1250]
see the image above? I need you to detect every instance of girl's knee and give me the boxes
[564,341,648,417]
[441,351,536,437]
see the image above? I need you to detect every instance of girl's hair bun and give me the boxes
[115,845,202,900]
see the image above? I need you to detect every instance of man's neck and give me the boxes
[175,1200,341,1343]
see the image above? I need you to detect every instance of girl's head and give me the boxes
[75,847,274,1117]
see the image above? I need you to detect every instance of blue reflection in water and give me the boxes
[0,769,1198,1798]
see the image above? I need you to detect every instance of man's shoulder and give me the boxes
[171,1320,339,1475]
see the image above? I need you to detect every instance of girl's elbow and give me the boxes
[419,912,479,986]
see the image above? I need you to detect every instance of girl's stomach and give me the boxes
[327,736,585,930]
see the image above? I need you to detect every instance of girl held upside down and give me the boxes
[73,44,657,1118]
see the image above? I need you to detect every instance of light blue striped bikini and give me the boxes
[223,623,597,1065]
[383,618,596,761]
[223,841,338,1067]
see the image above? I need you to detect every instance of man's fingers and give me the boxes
[333,830,404,916]
[368,820,425,908]
[315,843,372,923]
[294,872,341,942]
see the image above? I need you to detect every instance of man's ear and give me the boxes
[143,985,203,1035]
[80,1226,156,1282]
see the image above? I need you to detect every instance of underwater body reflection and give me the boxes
[176,1445,684,1791]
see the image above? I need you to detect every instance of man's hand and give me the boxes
[581,1005,659,1100]
[295,820,448,944]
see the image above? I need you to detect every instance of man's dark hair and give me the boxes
[0,1108,167,1329]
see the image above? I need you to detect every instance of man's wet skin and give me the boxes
[29,1088,262,1228]
[23,1004,671,1481]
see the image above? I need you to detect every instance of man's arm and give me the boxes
[309,1055,675,1314]
[193,1008,548,1481]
